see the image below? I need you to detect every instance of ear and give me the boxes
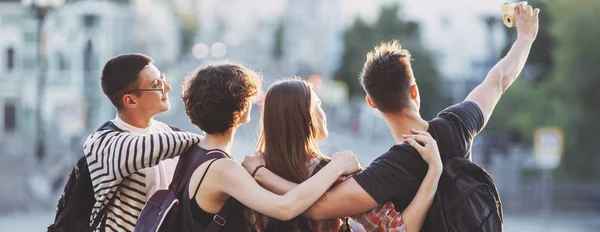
[122,94,137,109]
[410,84,418,100]
[365,95,377,109]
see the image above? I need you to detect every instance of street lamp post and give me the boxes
[21,0,64,162]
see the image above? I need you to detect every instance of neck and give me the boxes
[200,127,237,154]
[118,111,152,128]
[382,109,429,144]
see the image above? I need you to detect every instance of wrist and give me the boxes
[428,164,443,176]
[328,160,345,176]
[251,165,266,178]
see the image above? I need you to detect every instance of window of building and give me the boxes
[6,47,14,72]
[83,40,94,71]
[4,101,16,133]
[83,15,98,28]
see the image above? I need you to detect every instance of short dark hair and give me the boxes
[360,41,414,113]
[101,54,153,109]
[182,61,261,135]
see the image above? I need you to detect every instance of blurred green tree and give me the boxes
[546,0,600,179]
[491,0,600,179]
[487,0,556,146]
[489,0,558,144]
[333,4,442,119]
[176,13,199,58]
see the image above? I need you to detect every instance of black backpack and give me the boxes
[48,121,184,232]
[134,147,241,232]
[47,121,123,232]
[427,156,503,232]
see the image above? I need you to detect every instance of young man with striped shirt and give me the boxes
[84,54,201,232]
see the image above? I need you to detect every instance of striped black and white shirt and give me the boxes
[84,118,201,232]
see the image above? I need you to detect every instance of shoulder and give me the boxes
[197,158,254,190]
[372,145,421,165]
[352,145,426,205]
[430,101,484,158]
[205,158,246,179]
[431,101,485,138]
[212,158,239,170]
[436,101,483,123]
[83,129,120,146]
[356,145,425,178]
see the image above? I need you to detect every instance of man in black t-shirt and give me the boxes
[352,101,486,213]
[245,3,540,231]
[299,2,539,230]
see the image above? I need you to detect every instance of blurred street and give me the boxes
[3,210,600,232]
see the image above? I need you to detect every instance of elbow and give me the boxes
[274,199,297,221]
[276,208,295,221]
[275,197,324,221]
[487,68,507,93]
[493,64,519,91]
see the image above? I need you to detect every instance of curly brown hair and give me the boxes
[182,61,261,134]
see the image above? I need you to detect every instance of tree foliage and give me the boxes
[333,4,442,119]
[490,0,600,179]
[547,0,600,179]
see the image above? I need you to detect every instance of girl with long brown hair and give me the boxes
[172,63,362,232]
[243,79,442,231]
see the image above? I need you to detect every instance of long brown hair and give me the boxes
[257,78,328,184]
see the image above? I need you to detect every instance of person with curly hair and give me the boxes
[173,61,363,231]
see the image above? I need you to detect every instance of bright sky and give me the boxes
[167,0,521,79]
[339,0,382,24]
[170,0,517,25]
[340,0,515,25]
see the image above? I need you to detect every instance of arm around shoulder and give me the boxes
[215,158,348,221]
[303,178,378,220]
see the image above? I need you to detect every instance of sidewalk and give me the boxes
[503,212,600,232]
[2,211,599,231]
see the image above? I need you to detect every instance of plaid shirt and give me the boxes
[247,176,406,232]
[351,201,406,232]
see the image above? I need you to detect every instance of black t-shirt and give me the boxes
[353,101,484,212]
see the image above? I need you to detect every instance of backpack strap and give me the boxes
[174,150,231,192]
[179,149,236,231]
[191,157,223,199]
[89,121,123,230]
[97,121,124,132]
[206,197,237,232]
[169,146,197,191]
[93,191,119,230]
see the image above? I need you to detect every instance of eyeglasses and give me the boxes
[126,73,166,94]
